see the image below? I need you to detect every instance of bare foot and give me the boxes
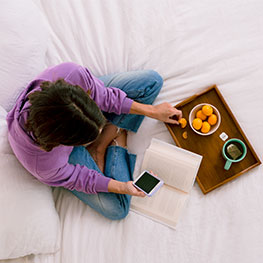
[86,123,120,172]
[110,130,127,148]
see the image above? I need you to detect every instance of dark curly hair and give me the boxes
[25,79,106,152]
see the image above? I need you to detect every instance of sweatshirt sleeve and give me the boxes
[37,163,111,194]
[66,64,133,114]
[34,147,111,194]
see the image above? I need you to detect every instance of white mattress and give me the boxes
[3,0,263,262]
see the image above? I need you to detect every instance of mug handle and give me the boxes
[224,160,232,170]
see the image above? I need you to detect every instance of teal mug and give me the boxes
[222,138,247,170]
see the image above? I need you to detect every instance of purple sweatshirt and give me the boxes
[7,62,134,194]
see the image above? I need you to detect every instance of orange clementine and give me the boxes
[196,110,207,121]
[208,114,217,125]
[202,105,213,116]
[178,118,187,128]
[192,118,202,130]
[182,131,188,139]
[201,121,211,133]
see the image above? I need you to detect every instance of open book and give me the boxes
[130,138,202,229]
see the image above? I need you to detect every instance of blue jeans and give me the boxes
[68,70,163,220]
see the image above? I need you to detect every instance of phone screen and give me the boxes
[134,172,160,194]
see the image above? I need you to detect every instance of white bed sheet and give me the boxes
[2,0,263,262]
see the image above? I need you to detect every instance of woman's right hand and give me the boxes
[130,101,182,125]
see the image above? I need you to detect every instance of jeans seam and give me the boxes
[110,147,126,204]
[110,146,117,178]
[96,147,118,216]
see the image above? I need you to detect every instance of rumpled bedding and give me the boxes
[1,0,263,262]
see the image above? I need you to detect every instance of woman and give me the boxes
[7,62,182,220]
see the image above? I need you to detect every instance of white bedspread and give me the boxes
[2,0,263,262]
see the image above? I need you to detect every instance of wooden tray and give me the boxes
[166,85,261,194]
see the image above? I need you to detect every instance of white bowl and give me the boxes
[189,103,221,136]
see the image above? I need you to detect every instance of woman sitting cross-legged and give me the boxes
[7,62,182,220]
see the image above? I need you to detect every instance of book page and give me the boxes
[141,149,193,193]
[149,138,202,165]
[131,185,188,229]
[140,139,202,193]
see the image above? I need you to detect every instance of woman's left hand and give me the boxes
[152,102,182,124]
